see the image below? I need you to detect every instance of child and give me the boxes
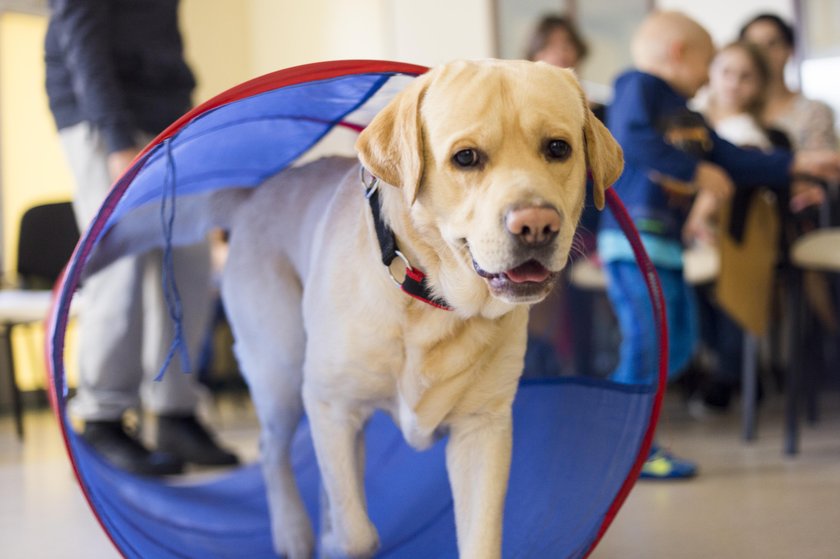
[702,42,772,145]
[598,11,840,479]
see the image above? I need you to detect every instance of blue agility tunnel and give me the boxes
[46,61,668,559]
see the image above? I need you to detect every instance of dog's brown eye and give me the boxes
[545,139,571,161]
[453,149,480,168]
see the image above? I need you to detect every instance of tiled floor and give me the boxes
[2,390,839,559]
[1,408,119,559]
[592,393,840,559]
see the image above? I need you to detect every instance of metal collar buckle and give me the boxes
[360,166,380,199]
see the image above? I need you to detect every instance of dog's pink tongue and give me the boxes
[505,261,550,283]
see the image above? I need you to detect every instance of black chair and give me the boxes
[785,226,840,454]
[0,201,80,439]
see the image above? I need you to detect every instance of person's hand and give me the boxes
[683,190,719,245]
[693,161,734,200]
[107,147,140,182]
[792,150,840,184]
[789,180,827,213]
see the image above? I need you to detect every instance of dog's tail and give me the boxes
[81,187,252,278]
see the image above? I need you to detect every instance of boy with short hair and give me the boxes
[598,11,840,479]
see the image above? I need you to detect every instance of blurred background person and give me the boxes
[45,0,238,476]
[739,12,838,401]
[699,42,774,149]
[688,41,781,411]
[526,13,606,117]
[739,13,838,152]
[526,14,589,70]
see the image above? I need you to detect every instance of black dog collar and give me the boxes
[361,168,452,311]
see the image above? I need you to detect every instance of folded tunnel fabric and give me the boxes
[67,380,654,559]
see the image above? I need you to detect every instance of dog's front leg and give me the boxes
[446,412,513,559]
[304,394,379,558]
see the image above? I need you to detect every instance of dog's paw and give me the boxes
[321,519,379,559]
[272,517,315,559]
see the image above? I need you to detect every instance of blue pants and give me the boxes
[604,261,698,385]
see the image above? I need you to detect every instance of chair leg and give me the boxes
[741,333,759,442]
[769,294,786,392]
[784,269,803,456]
[803,316,820,425]
[0,326,23,440]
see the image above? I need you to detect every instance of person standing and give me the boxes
[45,0,238,475]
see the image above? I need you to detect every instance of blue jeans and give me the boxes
[604,261,698,385]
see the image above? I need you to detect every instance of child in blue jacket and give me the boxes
[599,11,840,479]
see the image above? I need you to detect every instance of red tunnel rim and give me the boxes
[43,60,668,559]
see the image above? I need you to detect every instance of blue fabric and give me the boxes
[599,70,793,244]
[102,73,388,237]
[67,380,656,559]
[82,71,402,275]
[604,260,697,384]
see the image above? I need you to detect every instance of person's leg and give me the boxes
[662,267,699,379]
[141,242,238,466]
[604,260,658,385]
[649,267,699,478]
[61,122,146,419]
[568,283,596,376]
[703,306,745,410]
[71,258,145,419]
[604,260,698,479]
[59,122,182,475]
[140,244,210,414]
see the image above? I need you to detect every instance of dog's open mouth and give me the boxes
[474,259,552,284]
[473,258,558,301]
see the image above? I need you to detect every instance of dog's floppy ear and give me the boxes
[356,74,431,204]
[583,105,624,210]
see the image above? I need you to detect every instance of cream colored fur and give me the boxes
[221,59,623,559]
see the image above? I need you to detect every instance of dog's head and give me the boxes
[357,60,623,308]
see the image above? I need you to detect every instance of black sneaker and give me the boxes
[702,381,733,411]
[156,414,240,467]
[81,420,184,476]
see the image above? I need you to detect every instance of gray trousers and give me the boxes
[59,122,213,421]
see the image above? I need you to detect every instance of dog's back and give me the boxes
[224,156,358,284]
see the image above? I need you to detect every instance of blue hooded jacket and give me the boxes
[599,70,792,266]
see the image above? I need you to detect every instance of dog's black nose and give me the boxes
[505,206,561,248]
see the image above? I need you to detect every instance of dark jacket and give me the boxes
[45,0,195,154]
[599,70,793,242]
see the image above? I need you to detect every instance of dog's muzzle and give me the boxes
[469,204,564,301]
[472,257,559,301]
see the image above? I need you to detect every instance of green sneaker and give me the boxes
[640,444,698,480]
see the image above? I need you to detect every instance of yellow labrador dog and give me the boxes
[221,59,623,558]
